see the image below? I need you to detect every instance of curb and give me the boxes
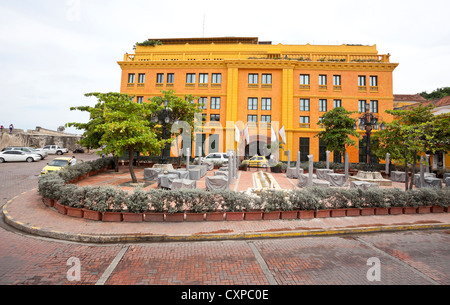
[3,201,450,244]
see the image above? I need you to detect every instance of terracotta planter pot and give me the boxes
[102,212,122,222]
[244,211,263,221]
[281,210,298,220]
[122,212,143,222]
[54,201,67,215]
[205,212,224,221]
[66,206,83,218]
[165,213,184,222]
[346,208,361,217]
[83,209,102,221]
[263,211,281,220]
[225,212,244,221]
[315,209,331,218]
[185,213,205,222]
[403,207,417,214]
[445,207,450,213]
[144,212,165,222]
[360,208,375,216]
[431,205,444,213]
[389,207,403,215]
[43,197,55,207]
[331,209,346,218]
[298,210,315,219]
[417,206,431,214]
[375,208,389,215]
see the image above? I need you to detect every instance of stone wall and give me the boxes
[0,129,83,152]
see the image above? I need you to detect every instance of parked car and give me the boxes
[201,153,229,165]
[40,157,72,175]
[39,145,69,155]
[248,155,269,168]
[0,150,41,163]
[1,146,48,160]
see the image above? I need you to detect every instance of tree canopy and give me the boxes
[420,87,450,100]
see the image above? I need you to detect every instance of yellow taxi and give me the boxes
[248,155,269,168]
[41,157,72,175]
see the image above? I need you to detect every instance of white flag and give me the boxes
[279,126,286,144]
[271,126,277,143]
[235,124,240,143]
[243,126,250,144]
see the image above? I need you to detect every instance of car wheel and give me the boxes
[26,157,34,162]
[57,151,63,155]
[0,158,4,163]
[262,164,267,168]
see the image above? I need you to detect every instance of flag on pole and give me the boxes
[243,126,249,144]
[271,126,277,143]
[279,126,286,144]
[235,124,240,143]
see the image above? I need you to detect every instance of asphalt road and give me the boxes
[0,153,449,287]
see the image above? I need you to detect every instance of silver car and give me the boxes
[0,150,41,163]
[1,146,48,160]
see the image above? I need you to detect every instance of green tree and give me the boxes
[315,107,360,162]
[68,92,168,183]
[420,87,450,100]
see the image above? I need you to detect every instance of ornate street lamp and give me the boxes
[151,100,174,164]
[353,102,385,171]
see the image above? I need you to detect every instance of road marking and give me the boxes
[355,237,440,285]
[95,246,129,285]
[247,241,278,285]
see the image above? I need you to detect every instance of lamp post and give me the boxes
[151,100,175,164]
[353,102,385,172]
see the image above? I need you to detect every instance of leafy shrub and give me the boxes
[260,190,288,212]
[126,188,150,213]
[288,189,320,211]
[147,189,166,212]
[57,184,85,208]
[38,172,65,200]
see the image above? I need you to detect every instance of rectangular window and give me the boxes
[212,73,222,84]
[300,74,310,85]
[128,73,135,83]
[262,74,272,84]
[167,73,174,84]
[211,97,220,109]
[370,100,378,113]
[358,75,366,86]
[370,76,378,87]
[299,137,310,162]
[186,73,196,84]
[319,99,327,112]
[261,115,271,123]
[333,75,341,86]
[261,98,272,110]
[319,75,327,85]
[247,115,258,123]
[248,74,259,84]
[157,73,164,84]
[319,140,327,162]
[137,96,144,104]
[210,114,220,122]
[299,116,310,128]
[199,97,208,110]
[199,73,209,84]
[138,73,145,84]
[248,98,258,110]
[359,100,367,113]
[299,99,310,111]
[333,99,342,108]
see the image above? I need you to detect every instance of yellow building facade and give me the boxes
[118,37,398,163]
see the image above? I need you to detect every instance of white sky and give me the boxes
[0,0,449,134]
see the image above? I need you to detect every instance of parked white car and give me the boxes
[201,153,229,164]
[0,150,41,163]
[1,147,48,160]
[39,145,68,155]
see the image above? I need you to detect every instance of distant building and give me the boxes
[393,94,427,109]
[118,37,398,163]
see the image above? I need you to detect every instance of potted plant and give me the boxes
[221,191,250,221]
[205,191,224,221]
[260,190,282,220]
[122,188,149,222]
[58,184,85,218]
[270,162,286,173]
[239,160,249,171]
[145,189,166,222]
[289,189,316,219]
[164,191,185,222]
[185,190,206,222]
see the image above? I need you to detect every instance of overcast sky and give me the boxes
[0,0,449,134]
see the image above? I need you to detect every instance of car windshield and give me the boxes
[48,160,69,167]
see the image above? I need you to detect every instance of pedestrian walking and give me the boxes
[9,124,13,133]
[0,125,3,133]
[70,156,77,166]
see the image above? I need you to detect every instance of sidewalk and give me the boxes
[2,167,450,244]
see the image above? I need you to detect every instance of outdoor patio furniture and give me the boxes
[350,181,379,190]
[326,173,347,187]
[201,161,214,171]
[219,166,228,172]
[391,171,406,182]
[422,177,442,188]
[143,168,163,181]
[171,179,197,190]
[298,173,317,187]
[188,168,201,180]
[286,167,303,179]
[190,165,207,177]
[205,176,229,190]
[157,174,178,189]
[445,177,450,188]
[316,169,333,180]
[413,173,437,188]
[312,179,331,188]
[214,171,228,177]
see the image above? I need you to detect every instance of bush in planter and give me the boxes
[56,184,85,208]
[260,190,286,212]
[288,189,320,211]
[382,188,408,208]
[38,172,65,200]
[218,190,251,212]
[83,186,126,213]
[147,189,166,212]
[125,188,150,213]
[361,188,386,208]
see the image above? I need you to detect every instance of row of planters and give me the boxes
[39,161,450,222]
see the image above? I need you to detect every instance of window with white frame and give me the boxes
[333,75,341,86]
[300,98,310,111]
[211,97,220,109]
[300,74,310,85]
[186,73,196,84]
[137,96,144,104]
[358,75,366,86]
[359,100,367,113]
[319,99,327,112]
[199,73,208,84]
[333,99,342,108]
[199,97,208,109]
[262,74,272,84]
[370,76,378,87]
[319,75,327,85]
[157,73,164,84]
[261,115,271,123]
[248,98,258,110]
[262,98,272,110]
[128,73,135,83]
[138,73,145,84]
[248,115,257,122]
[212,73,222,84]
[370,100,378,113]
[167,73,174,84]
[248,74,259,84]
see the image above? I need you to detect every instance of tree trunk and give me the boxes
[113,156,119,172]
[404,148,409,191]
[128,147,137,183]
[409,153,417,190]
